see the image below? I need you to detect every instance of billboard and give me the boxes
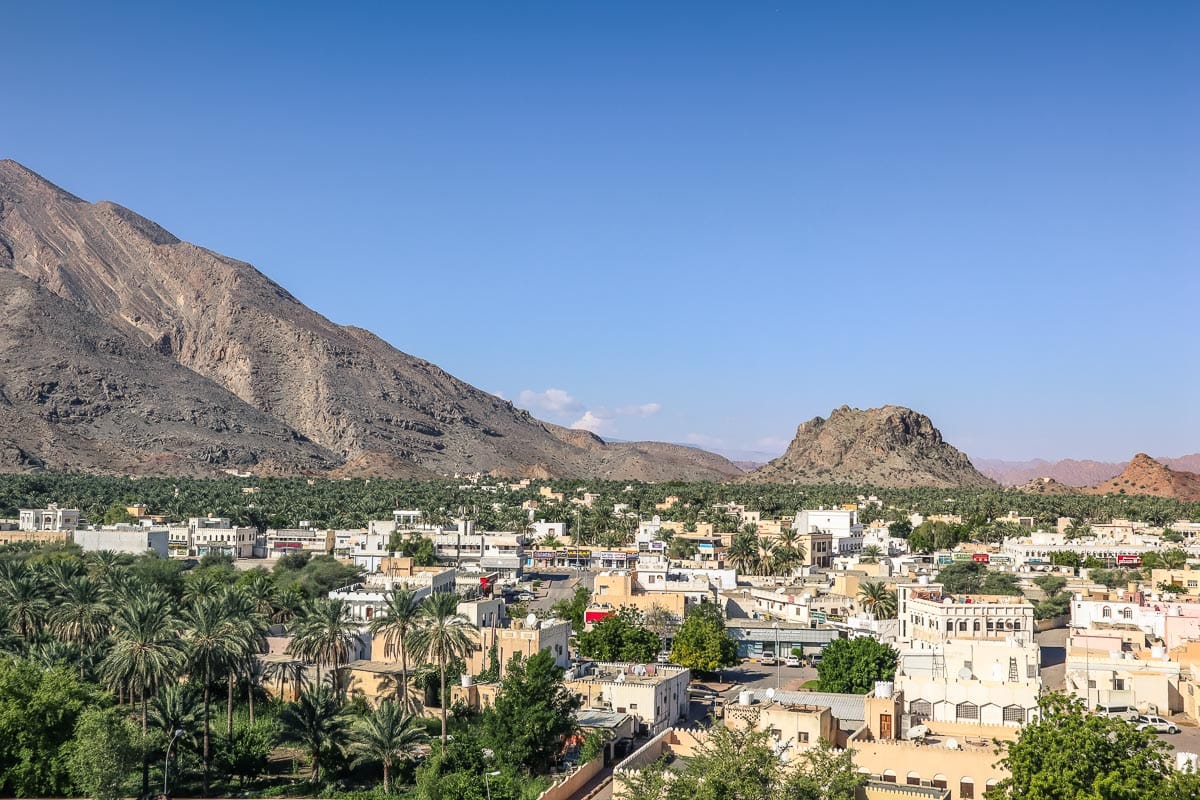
[952,552,973,562]
[1116,555,1142,566]
[936,554,954,565]
[972,553,990,564]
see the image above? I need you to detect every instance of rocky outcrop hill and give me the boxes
[742,405,995,488]
[0,160,741,480]
[1086,453,1200,501]
[977,454,1200,487]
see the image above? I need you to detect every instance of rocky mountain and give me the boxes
[1012,477,1080,496]
[977,454,1200,487]
[0,159,741,480]
[1085,453,1200,501]
[742,405,995,488]
[0,270,339,475]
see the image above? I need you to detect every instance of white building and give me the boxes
[328,562,457,624]
[897,638,1041,726]
[898,582,1036,647]
[795,509,864,555]
[426,527,526,578]
[566,662,690,736]
[74,526,169,558]
[1001,530,1160,569]
[182,516,257,559]
[19,504,80,532]
[265,525,334,558]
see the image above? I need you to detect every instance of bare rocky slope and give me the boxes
[0,270,339,475]
[742,405,995,488]
[0,159,741,480]
[1085,454,1200,502]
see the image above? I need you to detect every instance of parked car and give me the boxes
[517,592,536,601]
[783,656,801,667]
[808,653,823,666]
[1134,715,1179,734]
[1097,704,1137,722]
[657,651,671,664]
[759,652,777,666]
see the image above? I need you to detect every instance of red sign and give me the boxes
[1116,555,1141,566]
[972,553,990,563]
[584,609,613,624]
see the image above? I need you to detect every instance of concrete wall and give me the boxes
[534,755,604,800]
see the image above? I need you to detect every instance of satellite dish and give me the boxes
[765,688,776,701]
[945,738,960,750]
[525,613,538,629]
[958,666,973,680]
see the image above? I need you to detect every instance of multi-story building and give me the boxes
[1001,530,1159,569]
[0,529,71,547]
[19,504,80,532]
[591,569,717,620]
[897,639,1041,726]
[566,662,690,736]
[1064,630,1182,714]
[425,527,526,578]
[265,525,335,558]
[898,582,1036,647]
[185,516,257,558]
[794,509,864,555]
[1070,596,1200,650]
[469,616,571,677]
[793,529,833,570]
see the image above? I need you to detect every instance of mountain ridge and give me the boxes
[0,159,742,480]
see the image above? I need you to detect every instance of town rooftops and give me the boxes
[575,709,635,731]
[570,662,688,686]
[747,689,865,727]
[905,588,1031,607]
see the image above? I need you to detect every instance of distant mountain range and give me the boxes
[975,454,1200,487]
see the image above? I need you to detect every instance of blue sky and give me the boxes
[4,2,1197,461]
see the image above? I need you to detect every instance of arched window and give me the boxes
[910,699,933,719]
[987,620,995,631]
[932,774,948,789]
[986,779,999,789]
[973,620,981,632]
[1122,608,1133,620]
[906,772,921,786]
[1013,620,1021,631]
[365,607,374,620]
[959,620,968,632]
[956,701,979,721]
[1102,606,1113,618]
[882,770,896,783]
[1003,705,1025,724]
[961,777,976,799]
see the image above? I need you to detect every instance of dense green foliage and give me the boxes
[483,650,581,774]
[577,607,662,662]
[0,473,1194,534]
[935,561,1023,596]
[669,603,738,673]
[815,637,897,694]
[617,727,863,800]
[987,693,1200,800]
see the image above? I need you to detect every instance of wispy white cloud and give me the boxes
[571,410,615,435]
[516,388,584,417]
[618,402,662,418]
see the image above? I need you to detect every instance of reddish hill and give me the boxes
[1086,454,1200,501]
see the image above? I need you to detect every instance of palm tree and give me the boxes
[181,596,244,794]
[288,598,359,694]
[240,570,280,619]
[859,545,885,564]
[217,588,268,736]
[368,587,422,711]
[101,594,186,796]
[50,575,110,677]
[348,699,428,792]
[1064,518,1092,540]
[409,592,477,745]
[279,686,349,784]
[0,573,49,640]
[858,582,898,620]
[726,531,759,575]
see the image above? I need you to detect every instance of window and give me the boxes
[956,702,979,721]
[906,772,921,786]
[959,620,968,632]
[1114,678,1125,691]
[1102,606,1112,618]
[629,703,638,710]
[910,699,933,719]
[973,620,981,632]
[932,774,948,790]
[1122,608,1134,620]
[798,732,809,743]
[960,777,976,798]
[882,770,896,783]
[1003,705,1025,724]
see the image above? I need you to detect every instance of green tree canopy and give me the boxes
[483,650,580,775]
[815,637,897,694]
[988,693,1174,800]
[669,603,738,674]
[577,607,662,663]
[67,707,138,800]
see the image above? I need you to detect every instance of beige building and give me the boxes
[0,529,70,547]
[897,639,1041,726]
[567,662,690,735]
[723,697,838,750]
[795,529,833,569]
[265,525,335,557]
[591,569,715,620]
[468,617,571,677]
[898,583,1035,647]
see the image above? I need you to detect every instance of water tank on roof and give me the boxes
[460,673,473,688]
[1152,646,1166,659]
[918,576,930,586]
[875,681,893,698]
[738,690,753,706]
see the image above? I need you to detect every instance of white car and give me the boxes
[759,653,777,666]
[783,656,801,667]
[516,592,536,602]
[1134,715,1179,734]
